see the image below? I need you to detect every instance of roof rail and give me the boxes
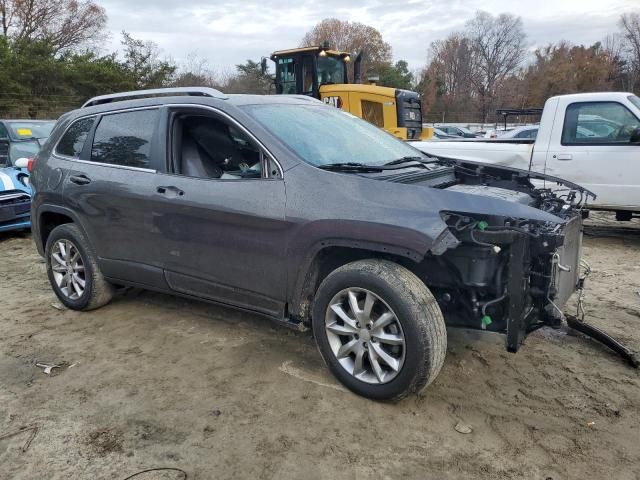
[82,87,227,108]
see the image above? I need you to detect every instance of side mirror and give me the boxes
[630,127,640,144]
[14,157,30,168]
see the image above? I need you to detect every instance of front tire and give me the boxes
[312,259,447,401]
[45,223,113,311]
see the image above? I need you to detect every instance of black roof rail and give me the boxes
[82,87,228,108]
[495,108,543,129]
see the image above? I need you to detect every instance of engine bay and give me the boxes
[415,158,594,351]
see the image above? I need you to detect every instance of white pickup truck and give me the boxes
[414,92,640,220]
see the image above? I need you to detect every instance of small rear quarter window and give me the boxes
[56,118,95,158]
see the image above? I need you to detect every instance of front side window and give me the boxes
[91,109,158,168]
[173,113,267,180]
[244,104,429,167]
[278,58,297,94]
[56,117,95,158]
[562,102,640,145]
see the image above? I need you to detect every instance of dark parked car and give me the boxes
[31,88,589,400]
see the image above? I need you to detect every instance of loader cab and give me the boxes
[267,45,426,141]
[270,46,351,98]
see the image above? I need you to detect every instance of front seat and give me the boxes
[181,132,223,178]
[185,117,238,167]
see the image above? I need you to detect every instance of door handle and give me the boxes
[556,154,573,161]
[156,186,184,198]
[69,174,91,185]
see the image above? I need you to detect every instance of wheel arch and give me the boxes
[287,240,425,325]
[35,205,91,256]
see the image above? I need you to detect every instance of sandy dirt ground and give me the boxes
[1,211,639,480]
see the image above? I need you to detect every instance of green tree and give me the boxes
[120,31,176,89]
[224,59,273,94]
[375,60,414,90]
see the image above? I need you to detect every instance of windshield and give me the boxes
[244,104,428,167]
[6,121,55,140]
[317,56,345,85]
[9,139,40,163]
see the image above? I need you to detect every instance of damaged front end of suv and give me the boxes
[418,159,592,353]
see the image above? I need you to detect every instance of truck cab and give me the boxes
[269,45,425,140]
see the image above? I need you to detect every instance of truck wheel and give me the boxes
[312,259,447,401]
[45,224,114,311]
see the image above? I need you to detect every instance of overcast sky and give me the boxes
[98,0,638,74]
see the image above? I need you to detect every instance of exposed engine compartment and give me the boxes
[416,158,594,351]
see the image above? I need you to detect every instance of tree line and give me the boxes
[419,11,640,122]
[0,0,639,122]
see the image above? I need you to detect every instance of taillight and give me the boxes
[27,158,35,173]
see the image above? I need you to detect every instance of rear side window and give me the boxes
[91,109,158,168]
[55,118,95,158]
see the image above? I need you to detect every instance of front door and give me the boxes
[151,107,288,317]
[545,100,640,209]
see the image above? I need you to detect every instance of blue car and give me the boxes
[0,120,55,233]
[0,164,32,232]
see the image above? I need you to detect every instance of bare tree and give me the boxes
[0,0,106,53]
[172,52,221,88]
[430,33,472,98]
[619,12,640,92]
[300,18,392,80]
[466,11,526,120]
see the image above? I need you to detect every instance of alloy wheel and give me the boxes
[50,239,86,300]
[324,288,406,384]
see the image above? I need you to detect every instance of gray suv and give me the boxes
[31,87,590,400]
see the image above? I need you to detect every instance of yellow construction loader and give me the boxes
[265,45,432,140]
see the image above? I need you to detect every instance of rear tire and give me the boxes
[45,223,113,311]
[312,259,447,401]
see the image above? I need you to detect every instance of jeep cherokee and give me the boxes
[30,87,591,400]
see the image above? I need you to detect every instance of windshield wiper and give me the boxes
[384,156,436,166]
[319,158,440,173]
[318,162,384,172]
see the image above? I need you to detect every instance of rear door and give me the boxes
[61,108,170,289]
[545,100,640,209]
